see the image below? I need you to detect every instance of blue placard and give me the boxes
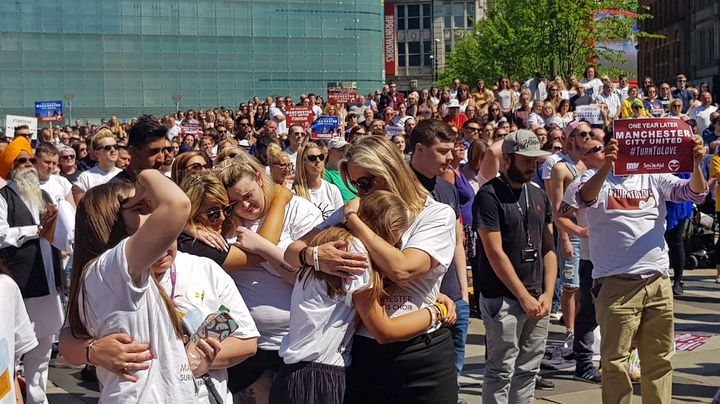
[34,100,64,122]
[311,116,340,139]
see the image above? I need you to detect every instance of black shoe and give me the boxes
[535,375,555,390]
[672,283,684,296]
[574,366,602,383]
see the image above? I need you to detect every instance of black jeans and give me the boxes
[573,259,597,370]
[345,328,458,404]
[665,219,688,284]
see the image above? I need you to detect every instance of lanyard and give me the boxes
[169,263,177,301]
[500,175,533,247]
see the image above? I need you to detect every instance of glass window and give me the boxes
[407,5,419,17]
[444,4,452,28]
[408,41,421,54]
[409,55,421,66]
[408,17,419,30]
[454,3,465,28]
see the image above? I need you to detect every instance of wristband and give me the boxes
[341,210,357,225]
[298,247,309,267]
[86,340,96,365]
[312,246,320,272]
[436,303,448,319]
[427,306,437,325]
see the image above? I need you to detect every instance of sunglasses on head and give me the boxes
[585,144,603,156]
[186,162,210,172]
[14,157,35,165]
[96,144,118,151]
[306,154,325,162]
[350,175,376,193]
[206,201,238,222]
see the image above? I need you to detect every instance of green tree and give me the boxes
[439,0,650,86]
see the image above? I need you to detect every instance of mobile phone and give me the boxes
[190,311,238,345]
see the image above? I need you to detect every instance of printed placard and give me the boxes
[285,106,315,129]
[311,116,340,140]
[34,101,64,122]
[180,122,204,139]
[613,118,695,176]
[327,82,357,105]
[575,105,603,125]
[5,115,38,140]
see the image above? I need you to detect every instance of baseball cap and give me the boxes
[447,99,461,108]
[501,130,550,157]
[631,99,644,109]
[327,137,349,149]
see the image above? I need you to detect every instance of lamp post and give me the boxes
[63,92,75,123]
[172,93,183,114]
[433,38,440,83]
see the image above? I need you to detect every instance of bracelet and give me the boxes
[427,306,437,325]
[341,210,357,225]
[312,246,320,272]
[86,340,96,365]
[298,247,309,267]
[435,303,448,319]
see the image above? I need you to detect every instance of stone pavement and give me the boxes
[47,269,720,403]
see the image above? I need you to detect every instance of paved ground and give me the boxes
[46,269,720,403]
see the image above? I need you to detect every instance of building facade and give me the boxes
[637,0,719,96]
[384,0,487,91]
[0,0,384,122]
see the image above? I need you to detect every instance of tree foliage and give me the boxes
[439,0,650,86]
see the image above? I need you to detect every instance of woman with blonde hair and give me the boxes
[293,143,343,219]
[214,145,243,166]
[270,191,452,404]
[210,157,327,400]
[267,143,293,188]
[285,135,459,403]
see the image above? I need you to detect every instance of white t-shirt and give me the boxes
[356,198,456,338]
[0,275,38,404]
[160,252,259,404]
[582,78,603,96]
[307,180,344,220]
[578,171,693,278]
[594,92,622,118]
[689,105,718,135]
[40,174,72,204]
[74,165,121,192]
[528,112,544,128]
[79,239,197,403]
[233,196,323,350]
[280,239,370,367]
[562,176,591,261]
[540,151,571,181]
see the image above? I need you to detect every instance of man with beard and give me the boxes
[112,115,170,183]
[473,129,557,403]
[159,138,174,177]
[0,160,64,404]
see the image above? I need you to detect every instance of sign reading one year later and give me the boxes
[613,118,695,176]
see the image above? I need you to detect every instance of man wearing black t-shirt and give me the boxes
[111,115,170,184]
[408,119,469,382]
[473,129,557,404]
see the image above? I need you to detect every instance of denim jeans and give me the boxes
[573,260,597,370]
[450,299,470,375]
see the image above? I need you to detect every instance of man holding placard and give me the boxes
[577,130,707,403]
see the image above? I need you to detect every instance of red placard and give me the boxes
[327,82,357,105]
[285,106,315,130]
[384,3,396,77]
[613,118,695,176]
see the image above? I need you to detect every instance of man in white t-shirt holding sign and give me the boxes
[577,136,707,404]
[73,129,121,204]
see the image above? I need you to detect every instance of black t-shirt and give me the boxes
[570,94,593,111]
[472,175,552,299]
[76,156,97,172]
[60,170,81,184]
[176,233,229,267]
[413,169,462,302]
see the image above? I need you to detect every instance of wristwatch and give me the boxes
[341,211,357,225]
[37,224,44,236]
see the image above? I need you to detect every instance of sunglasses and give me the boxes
[584,145,603,156]
[465,127,481,132]
[14,157,36,165]
[185,162,210,172]
[306,154,325,162]
[96,144,118,151]
[206,201,238,222]
[350,175,376,193]
[574,131,592,138]
[291,132,305,137]
[60,155,76,160]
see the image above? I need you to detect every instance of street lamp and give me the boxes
[63,92,75,123]
[433,38,441,83]
[172,93,183,114]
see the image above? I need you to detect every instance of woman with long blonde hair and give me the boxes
[285,135,459,403]
[267,143,293,188]
[293,142,343,219]
[271,191,451,404]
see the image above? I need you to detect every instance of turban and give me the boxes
[0,136,33,179]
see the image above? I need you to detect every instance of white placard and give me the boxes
[5,115,38,140]
[575,105,603,125]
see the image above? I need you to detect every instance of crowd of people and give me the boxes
[1,65,719,404]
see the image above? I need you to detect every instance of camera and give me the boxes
[520,246,538,263]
